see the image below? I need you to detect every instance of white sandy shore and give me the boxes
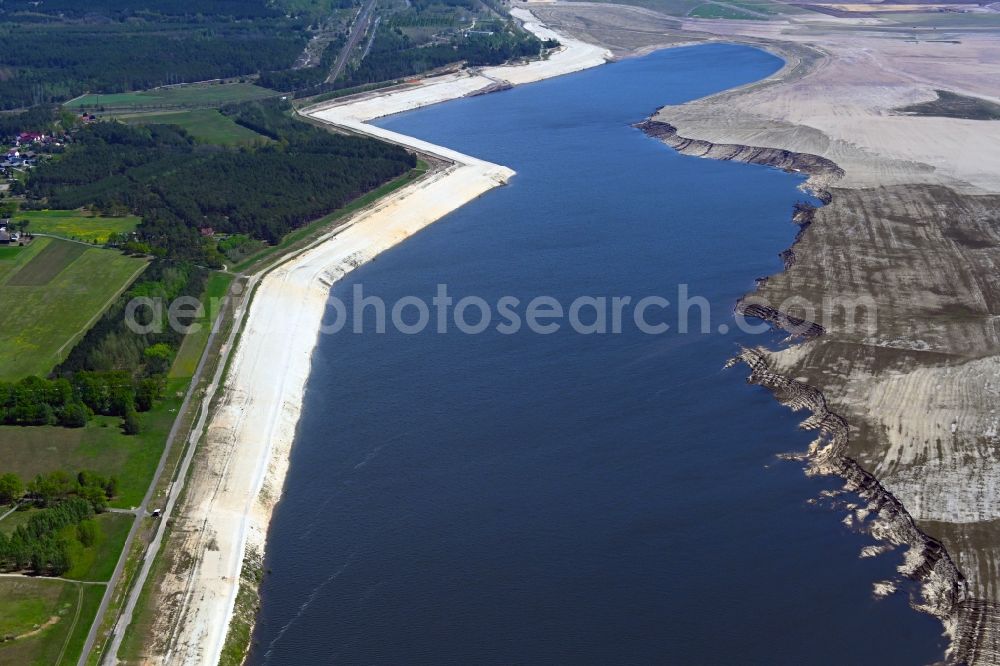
[155,10,609,665]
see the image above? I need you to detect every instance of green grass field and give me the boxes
[170,273,234,378]
[0,506,39,535]
[121,109,269,146]
[0,578,104,665]
[0,238,147,380]
[16,210,140,244]
[0,376,186,509]
[62,513,133,582]
[64,82,280,112]
[6,241,86,286]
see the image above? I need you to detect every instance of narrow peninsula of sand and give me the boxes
[131,11,610,665]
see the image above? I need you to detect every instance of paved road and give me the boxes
[95,276,257,665]
[326,0,377,84]
[77,280,246,666]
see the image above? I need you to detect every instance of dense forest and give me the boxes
[279,24,547,98]
[0,106,61,138]
[259,35,347,93]
[20,100,416,263]
[0,0,286,19]
[338,27,543,89]
[0,0,310,108]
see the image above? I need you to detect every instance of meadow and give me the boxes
[0,577,104,665]
[64,82,279,112]
[0,238,147,380]
[122,109,269,146]
[17,210,140,244]
[0,377,187,509]
[169,273,234,378]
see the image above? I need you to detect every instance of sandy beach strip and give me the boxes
[152,10,610,665]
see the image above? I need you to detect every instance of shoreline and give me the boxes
[150,10,611,665]
[610,15,1000,660]
[636,113,969,650]
[136,4,1000,663]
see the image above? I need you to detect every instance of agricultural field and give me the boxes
[0,238,147,380]
[64,82,280,113]
[0,577,104,665]
[121,109,269,146]
[15,210,140,244]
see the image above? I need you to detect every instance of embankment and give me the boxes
[640,114,1000,665]
[146,11,610,666]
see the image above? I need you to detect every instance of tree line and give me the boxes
[0,371,162,432]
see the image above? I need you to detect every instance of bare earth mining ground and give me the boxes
[528,1,1000,661]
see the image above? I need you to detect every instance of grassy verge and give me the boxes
[295,79,405,107]
[84,525,149,666]
[57,585,105,666]
[170,273,235,379]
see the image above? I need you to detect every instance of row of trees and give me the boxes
[0,372,161,430]
[1,471,117,508]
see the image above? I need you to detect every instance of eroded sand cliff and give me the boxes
[534,2,1000,661]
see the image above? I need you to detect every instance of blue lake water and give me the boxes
[248,44,945,664]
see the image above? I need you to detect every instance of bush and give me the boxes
[77,519,98,548]
[123,407,141,435]
[0,473,23,504]
[60,402,90,428]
